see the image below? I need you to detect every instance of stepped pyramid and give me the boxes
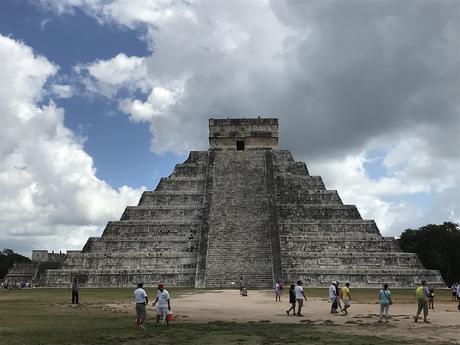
[18,118,444,288]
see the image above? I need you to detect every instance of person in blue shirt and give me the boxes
[378,284,392,322]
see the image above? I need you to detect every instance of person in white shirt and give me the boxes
[329,281,338,313]
[133,283,148,328]
[451,283,457,301]
[294,280,307,317]
[275,281,282,302]
[153,283,171,326]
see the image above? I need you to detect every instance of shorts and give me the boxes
[136,303,146,318]
[275,290,281,297]
[296,299,303,307]
[156,306,168,316]
[343,299,351,307]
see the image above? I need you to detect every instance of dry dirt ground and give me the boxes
[107,289,460,344]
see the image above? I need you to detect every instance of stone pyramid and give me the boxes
[21,118,444,288]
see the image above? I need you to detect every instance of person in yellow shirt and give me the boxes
[340,283,351,315]
[414,280,430,323]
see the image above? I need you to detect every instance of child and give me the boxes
[275,281,282,302]
[286,284,296,316]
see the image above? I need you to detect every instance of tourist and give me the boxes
[452,283,457,301]
[378,284,392,322]
[275,280,282,302]
[286,284,296,316]
[414,280,430,323]
[456,283,460,300]
[428,287,435,309]
[329,281,338,313]
[153,283,171,326]
[335,281,342,312]
[295,280,307,317]
[71,279,79,304]
[457,284,460,311]
[134,283,148,328]
[340,283,351,315]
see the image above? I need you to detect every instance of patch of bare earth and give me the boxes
[104,289,460,344]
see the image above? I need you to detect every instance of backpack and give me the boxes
[416,286,425,300]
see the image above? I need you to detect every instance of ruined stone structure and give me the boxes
[4,250,67,286]
[13,118,444,288]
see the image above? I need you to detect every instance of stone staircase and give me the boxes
[11,118,445,288]
[32,147,445,288]
[204,151,273,288]
[38,147,445,288]
[43,151,208,287]
[272,150,445,287]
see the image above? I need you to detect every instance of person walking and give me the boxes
[71,279,79,304]
[340,283,351,315]
[451,283,457,301]
[275,281,283,302]
[378,284,392,322]
[134,283,148,329]
[457,283,460,311]
[414,280,430,323]
[295,280,307,317]
[335,281,342,312]
[428,287,435,309]
[153,283,171,326]
[329,281,338,313]
[286,284,296,316]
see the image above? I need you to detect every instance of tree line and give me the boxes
[398,222,460,286]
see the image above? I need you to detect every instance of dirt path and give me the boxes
[107,289,460,344]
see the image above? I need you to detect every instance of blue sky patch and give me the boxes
[363,148,389,181]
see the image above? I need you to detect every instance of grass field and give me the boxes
[0,288,453,345]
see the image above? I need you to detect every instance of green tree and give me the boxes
[398,222,460,286]
[0,248,31,279]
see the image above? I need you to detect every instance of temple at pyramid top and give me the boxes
[209,117,278,150]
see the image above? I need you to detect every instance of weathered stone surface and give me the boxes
[5,251,67,286]
[203,150,273,288]
[10,118,445,288]
[209,118,278,150]
[271,151,444,287]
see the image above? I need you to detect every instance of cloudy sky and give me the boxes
[0,0,458,256]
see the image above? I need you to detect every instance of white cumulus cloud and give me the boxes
[75,53,150,97]
[0,35,145,255]
[51,84,73,98]
[37,0,459,237]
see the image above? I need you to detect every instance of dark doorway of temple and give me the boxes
[236,140,245,150]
